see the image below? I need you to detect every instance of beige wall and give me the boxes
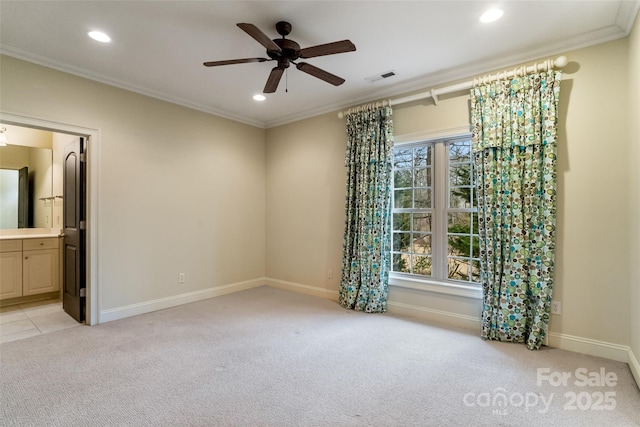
[552,39,629,345]
[266,37,634,350]
[265,112,346,292]
[0,55,266,313]
[0,124,52,149]
[628,13,640,374]
[0,145,31,170]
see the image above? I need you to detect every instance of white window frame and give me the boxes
[390,128,482,299]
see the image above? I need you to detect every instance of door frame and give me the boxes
[0,111,99,325]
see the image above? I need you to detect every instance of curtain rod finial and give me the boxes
[555,56,568,68]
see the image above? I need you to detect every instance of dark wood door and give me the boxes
[63,137,86,322]
[18,167,28,228]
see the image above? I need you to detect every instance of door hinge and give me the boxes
[80,153,86,162]
[79,288,86,298]
[80,220,86,230]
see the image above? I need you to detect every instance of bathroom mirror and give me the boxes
[0,125,56,229]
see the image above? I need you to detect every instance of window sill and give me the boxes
[389,274,483,299]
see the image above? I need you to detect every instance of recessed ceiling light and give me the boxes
[88,31,111,43]
[479,9,504,23]
[253,94,266,101]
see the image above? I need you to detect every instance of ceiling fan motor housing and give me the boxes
[268,38,301,65]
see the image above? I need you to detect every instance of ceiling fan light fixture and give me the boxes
[253,94,266,101]
[88,31,111,43]
[479,9,504,23]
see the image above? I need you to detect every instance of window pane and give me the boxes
[415,167,431,187]
[450,186,472,208]
[449,164,470,186]
[394,169,412,188]
[448,212,471,233]
[393,232,410,252]
[394,189,412,208]
[471,259,481,282]
[471,235,480,258]
[393,148,413,188]
[412,234,431,254]
[413,213,431,232]
[393,253,410,273]
[414,146,430,168]
[448,234,471,257]
[448,258,471,281]
[414,188,431,208]
[449,141,471,163]
[394,148,413,167]
[393,213,410,231]
[412,255,432,276]
[448,212,475,261]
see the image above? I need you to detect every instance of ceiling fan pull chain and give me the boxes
[286,68,289,93]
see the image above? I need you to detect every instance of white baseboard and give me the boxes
[264,278,339,301]
[387,300,481,331]
[547,333,640,388]
[627,346,640,388]
[99,277,266,323]
[547,332,630,363]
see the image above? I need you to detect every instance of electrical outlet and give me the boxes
[178,273,185,284]
[327,269,333,279]
[551,300,562,315]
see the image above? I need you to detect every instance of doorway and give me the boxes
[0,112,99,325]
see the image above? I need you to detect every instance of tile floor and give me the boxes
[0,298,81,344]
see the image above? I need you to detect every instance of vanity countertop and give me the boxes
[0,234,61,240]
[0,229,62,240]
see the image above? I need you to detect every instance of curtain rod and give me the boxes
[337,56,569,118]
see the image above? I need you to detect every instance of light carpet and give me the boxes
[1,286,638,426]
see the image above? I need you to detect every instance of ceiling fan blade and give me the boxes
[298,40,356,59]
[264,67,285,93]
[296,62,345,86]
[203,58,269,67]
[237,23,282,53]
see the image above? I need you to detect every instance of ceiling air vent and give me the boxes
[365,70,396,83]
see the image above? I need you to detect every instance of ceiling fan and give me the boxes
[203,21,356,93]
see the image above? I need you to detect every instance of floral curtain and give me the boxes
[339,105,394,313]
[471,70,562,349]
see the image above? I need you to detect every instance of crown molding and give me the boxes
[0,44,267,129]
[617,0,640,34]
[265,20,633,128]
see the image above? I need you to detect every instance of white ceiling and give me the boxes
[1,1,638,128]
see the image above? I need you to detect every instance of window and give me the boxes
[391,135,480,285]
